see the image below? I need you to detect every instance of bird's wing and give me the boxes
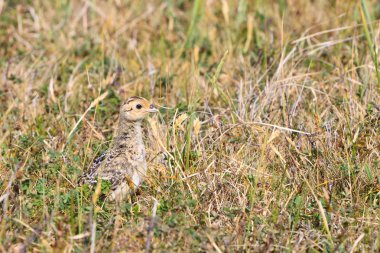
[81,148,144,193]
[79,151,108,185]
[97,150,136,189]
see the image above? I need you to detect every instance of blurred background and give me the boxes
[0,0,379,252]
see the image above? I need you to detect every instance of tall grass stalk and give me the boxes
[185,0,203,49]
[360,0,380,92]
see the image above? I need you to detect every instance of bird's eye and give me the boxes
[136,104,142,109]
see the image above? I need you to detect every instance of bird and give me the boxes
[80,96,158,201]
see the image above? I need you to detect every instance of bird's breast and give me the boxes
[125,143,145,161]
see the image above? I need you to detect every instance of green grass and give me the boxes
[0,0,379,252]
[360,0,380,93]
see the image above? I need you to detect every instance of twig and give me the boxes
[145,198,158,253]
[0,171,16,242]
[206,233,223,253]
[90,220,97,253]
[302,174,334,245]
[0,151,31,242]
[349,233,365,253]
[245,121,312,135]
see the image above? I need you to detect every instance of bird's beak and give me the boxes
[147,104,159,113]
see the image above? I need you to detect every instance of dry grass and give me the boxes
[0,0,379,252]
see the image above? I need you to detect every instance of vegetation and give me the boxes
[0,0,379,251]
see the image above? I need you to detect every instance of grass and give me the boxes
[360,0,380,92]
[0,0,379,252]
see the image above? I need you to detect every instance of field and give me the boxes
[0,0,379,252]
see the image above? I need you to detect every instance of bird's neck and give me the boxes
[114,120,145,161]
[115,120,142,143]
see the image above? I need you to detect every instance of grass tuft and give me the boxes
[0,0,379,252]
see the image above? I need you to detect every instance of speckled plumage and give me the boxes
[80,96,158,200]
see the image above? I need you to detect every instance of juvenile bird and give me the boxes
[81,96,158,201]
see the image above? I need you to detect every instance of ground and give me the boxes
[0,0,379,252]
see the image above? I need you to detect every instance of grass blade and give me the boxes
[360,0,380,92]
[185,0,203,49]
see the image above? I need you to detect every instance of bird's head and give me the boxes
[120,96,158,122]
